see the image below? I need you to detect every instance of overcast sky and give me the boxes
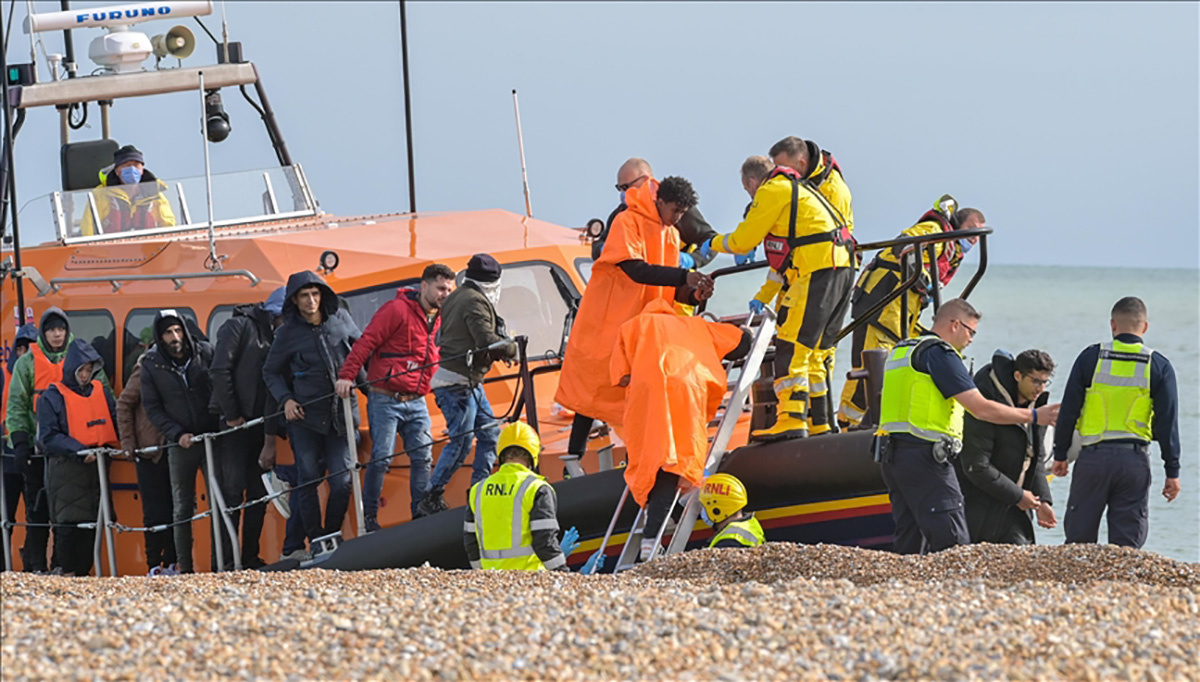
[7,1,1198,268]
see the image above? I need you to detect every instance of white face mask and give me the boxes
[467,277,502,307]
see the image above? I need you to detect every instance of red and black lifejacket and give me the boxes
[870,209,964,299]
[762,162,855,274]
[105,195,158,233]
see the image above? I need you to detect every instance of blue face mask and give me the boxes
[119,166,143,185]
[958,237,974,254]
[619,190,626,204]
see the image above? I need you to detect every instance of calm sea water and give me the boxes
[706,263,1200,562]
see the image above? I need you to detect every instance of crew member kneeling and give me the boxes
[36,340,119,577]
[464,422,567,571]
[700,474,765,549]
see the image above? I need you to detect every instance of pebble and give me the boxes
[1,543,1197,680]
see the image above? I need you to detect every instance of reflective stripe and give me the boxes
[775,375,808,391]
[838,403,865,421]
[724,526,759,544]
[480,546,537,560]
[878,422,949,443]
[765,270,786,284]
[809,379,828,395]
[510,476,539,549]
[469,560,481,569]
[543,553,566,570]
[529,518,559,532]
[1080,431,1151,446]
[472,481,486,552]
[463,521,476,533]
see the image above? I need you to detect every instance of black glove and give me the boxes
[10,431,33,475]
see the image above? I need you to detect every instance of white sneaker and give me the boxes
[261,471,292,519]
[639,539,659,562]
[280,548,311,563]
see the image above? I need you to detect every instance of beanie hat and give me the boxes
[113,144,144,167]
[264,286,287,317]
[465,253,502,283]
[43,316,68,332]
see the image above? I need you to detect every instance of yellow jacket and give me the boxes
[80,174,177,237]
[714,173,853,278]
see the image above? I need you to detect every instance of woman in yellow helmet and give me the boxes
[699,474,765,549]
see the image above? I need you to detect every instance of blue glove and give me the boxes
[748,299,766,315]
[560,526,581,557]
[678,252,695,270]
[734,247,757,266]
[696,239,716,263]
[581,550,605,575]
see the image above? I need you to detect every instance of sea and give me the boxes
[704,263,1200,563]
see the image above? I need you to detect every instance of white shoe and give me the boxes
[280,548,311,563]
[261,471,292,519]
[639,539,659,562]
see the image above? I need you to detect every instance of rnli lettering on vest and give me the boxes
[486,482,517,496]
[76,7,171,24]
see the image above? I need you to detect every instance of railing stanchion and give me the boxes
[343,396,366,538]
[0,460,11,572]
[95,450,118,577]
[203,437,228,571]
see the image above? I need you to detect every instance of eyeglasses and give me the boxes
[955,319,977,339]
[1023,375,1053,388]
[615,175,648,192]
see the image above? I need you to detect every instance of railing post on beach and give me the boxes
[95,450,118,577]
[203,436,243,571]
[343,396,366,538]
[0,459,12,572]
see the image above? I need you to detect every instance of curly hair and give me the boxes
[657,176,698,210]
[1015,349,1055,376]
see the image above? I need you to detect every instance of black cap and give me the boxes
[465,253,502,283]
[114,144,144,167]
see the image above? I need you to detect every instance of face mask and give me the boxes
[700,506,713,526]
[958,237,974,254]
[119,166,143,185]
[619,190,626,204]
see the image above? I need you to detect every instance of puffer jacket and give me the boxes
[140,313,217,444]
[263,271,362,435]
[116,360,165,462]
[339,287,439,395]
[955,350,1053,544]
[37,340,117,524]
[210,303,278,425]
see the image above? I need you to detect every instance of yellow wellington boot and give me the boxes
[750,414,810,442]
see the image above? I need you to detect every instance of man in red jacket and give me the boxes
[337,264,455,528]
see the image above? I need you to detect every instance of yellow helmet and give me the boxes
[497,421,541,468]
[699,473,748,524]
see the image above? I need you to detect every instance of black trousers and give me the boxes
[54,526,95,577]
[880,438,969,554]
[134,454,177,570]
[1064,443,1151,549]
[20,456,52,571]
[567,413,594,456]
[216,425,268,566]
[643,471,681,541]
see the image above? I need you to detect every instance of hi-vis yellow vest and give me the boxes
[877,335,964,441]
[708,516,765,548]
[468,462,551,571]
[1078,340,1154,446]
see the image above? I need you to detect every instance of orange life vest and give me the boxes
[31,345,65,414]
[54,380,118,448]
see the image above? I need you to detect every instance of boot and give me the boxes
[416,488,450,517]
[751,414,809,442]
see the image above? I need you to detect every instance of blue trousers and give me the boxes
[364,392,433,517]
[1064,443,1152,548]
[429,384,499,492]
[287,425,354,542]
[881,438,969,554]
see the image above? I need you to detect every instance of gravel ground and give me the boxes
[2,543,1198,681]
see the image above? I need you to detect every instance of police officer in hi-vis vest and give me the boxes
[1051,297,1181,549]
[699,474,765,549]
[463,422,572,571]
[876,299,1061,554]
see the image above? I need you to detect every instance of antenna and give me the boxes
[512,89,532,218]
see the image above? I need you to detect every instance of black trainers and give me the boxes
[364,515,381,533]
[416,488,450,517]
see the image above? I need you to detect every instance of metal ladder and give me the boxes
[596,310,778,571]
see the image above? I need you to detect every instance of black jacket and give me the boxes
[262,271,362,435]
[955,351,1053,545]
[36,340,116,524]
[140,312,217,443]
[209,303,280,434]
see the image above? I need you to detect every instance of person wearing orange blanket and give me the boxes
[611,299,751,562]
[555,176,713,473]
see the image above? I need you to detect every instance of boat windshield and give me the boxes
[14,165,317,245]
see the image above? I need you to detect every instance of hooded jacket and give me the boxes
[6,308,111,448]
[955,350,1053,544]
[340,287,441,396]
[262,271,362,435]
[210,302,280,429]
[116,359,165,461]
[37,340,117,524]
[139,311,217,443]
[1,323,39,474]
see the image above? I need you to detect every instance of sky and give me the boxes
[4,1,1198,269]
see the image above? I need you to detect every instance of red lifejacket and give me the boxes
[30,345,64,414]
[915,209,965,286]
[105,196,157,233]
[53,380,118,449]
[761,165,855,274]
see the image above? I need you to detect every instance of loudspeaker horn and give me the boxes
[151,25,196,60]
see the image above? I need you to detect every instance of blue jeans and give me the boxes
[272,464,308,554]
[365,392,433,517]
[287,425,354,542]
[430,384,499,491]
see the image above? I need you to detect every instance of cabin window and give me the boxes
[493,262,578,360]
[207,305,239,340]
[574,257,593,284]
[122,308,198,384]
[65,310,116,386]
[343,279,420,332]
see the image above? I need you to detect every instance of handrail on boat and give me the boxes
[48,269,262,294]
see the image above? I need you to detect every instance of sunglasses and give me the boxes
[615,175,648,192]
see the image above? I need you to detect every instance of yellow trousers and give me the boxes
[837,289,922,426]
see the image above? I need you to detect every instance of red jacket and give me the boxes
[339,288,440,395]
